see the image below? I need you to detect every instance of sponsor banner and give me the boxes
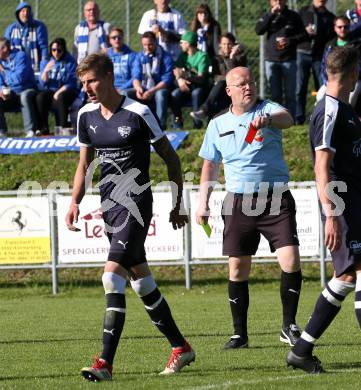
[57,193,183,264]
[0,131,188,155]
[0,197,51,264]
[190,188,320,259]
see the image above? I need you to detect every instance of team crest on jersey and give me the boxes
[118,126,131,138]
[353,138,361,157]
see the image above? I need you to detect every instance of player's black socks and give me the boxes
[228,280,249,339]
[355,276,361,328]
[101,293,126,365]
[280,270,302,327]
[141,287,185,348]
[292,278,354,356]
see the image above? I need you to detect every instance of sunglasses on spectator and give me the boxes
[110,35,123,40]
[52,48,63,52]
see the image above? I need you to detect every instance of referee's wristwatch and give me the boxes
[265,113,272,127]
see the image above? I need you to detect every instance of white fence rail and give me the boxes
[0,182,327,294]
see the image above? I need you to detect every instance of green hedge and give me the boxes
[0,125,313,191]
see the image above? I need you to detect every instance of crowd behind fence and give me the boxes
[0,0,347,110]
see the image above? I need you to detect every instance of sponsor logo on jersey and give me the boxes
[118,126,131,138]
[352,138,361,157]
[350,240,361,253]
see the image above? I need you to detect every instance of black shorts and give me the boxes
[103,193,153,269]
[222,190,299,256]
[325,188,361,277]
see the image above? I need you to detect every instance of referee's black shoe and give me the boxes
[223,335,248,349]
[286,350,325,374]
[280,324,301,346]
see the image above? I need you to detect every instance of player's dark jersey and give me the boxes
[309,95,361,193]
[77,96,164,208]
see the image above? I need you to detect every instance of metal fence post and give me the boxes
[259,36,265,99]
[125,0,131,46]
[226,0,233,34]
[183,188,192,289]
[78,0,82,23]
[214,0,219,21]
[49,191,59,294]
[34,0,39,19]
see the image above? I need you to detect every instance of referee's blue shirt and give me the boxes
[199,100,289,194]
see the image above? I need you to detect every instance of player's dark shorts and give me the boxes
[324,188,361,277]
[222,190,299,256]
[102,192,153,269]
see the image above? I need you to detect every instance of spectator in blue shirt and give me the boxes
[107,27,136,93]
[0,37,37,137]
[36,38,78,136]
[5,1,48,72]
[346,0,361,32]
[128,31,174,129]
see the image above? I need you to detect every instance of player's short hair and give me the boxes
[334,15,350,26]
[109,27,124,37]
[142,31,157,41]
[77,53,114,78]
[326,46,359,78]
[0,37,10,49]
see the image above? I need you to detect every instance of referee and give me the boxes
[196,66,302,350]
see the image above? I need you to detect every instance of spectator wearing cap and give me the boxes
[171,31,210,129]
[128,32,174,130]
[0,37,38,137]
[73,1,111,64]
[107,27,136,93]
[5,1,48,72]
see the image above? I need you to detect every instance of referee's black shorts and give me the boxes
[222,190,299,257]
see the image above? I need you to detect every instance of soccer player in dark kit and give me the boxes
[287,46,361,373]
[65,53,195,381]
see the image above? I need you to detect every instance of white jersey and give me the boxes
[138,7,186,61]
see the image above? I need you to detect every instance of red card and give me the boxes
[245,123,257,144]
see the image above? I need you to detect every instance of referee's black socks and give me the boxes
[280,270,302,327]
[228,280,249,339]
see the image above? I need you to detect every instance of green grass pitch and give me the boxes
[0,270,360,389]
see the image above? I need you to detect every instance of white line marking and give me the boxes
[184,368,361,390]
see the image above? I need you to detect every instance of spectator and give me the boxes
[107,27,136,94]
[191,32,247,121]
[5,1,48,72]
[316,16,361,107]
[190,3,221,59]
[295,0,335,125]
[171,31,210,129]
[128,32,173,130]
[255,0,306,119]
[138,0,186,61]
[35,38,78,136]
[346,0,361,31]
[73,1,111,64]
[0,37,37,138]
